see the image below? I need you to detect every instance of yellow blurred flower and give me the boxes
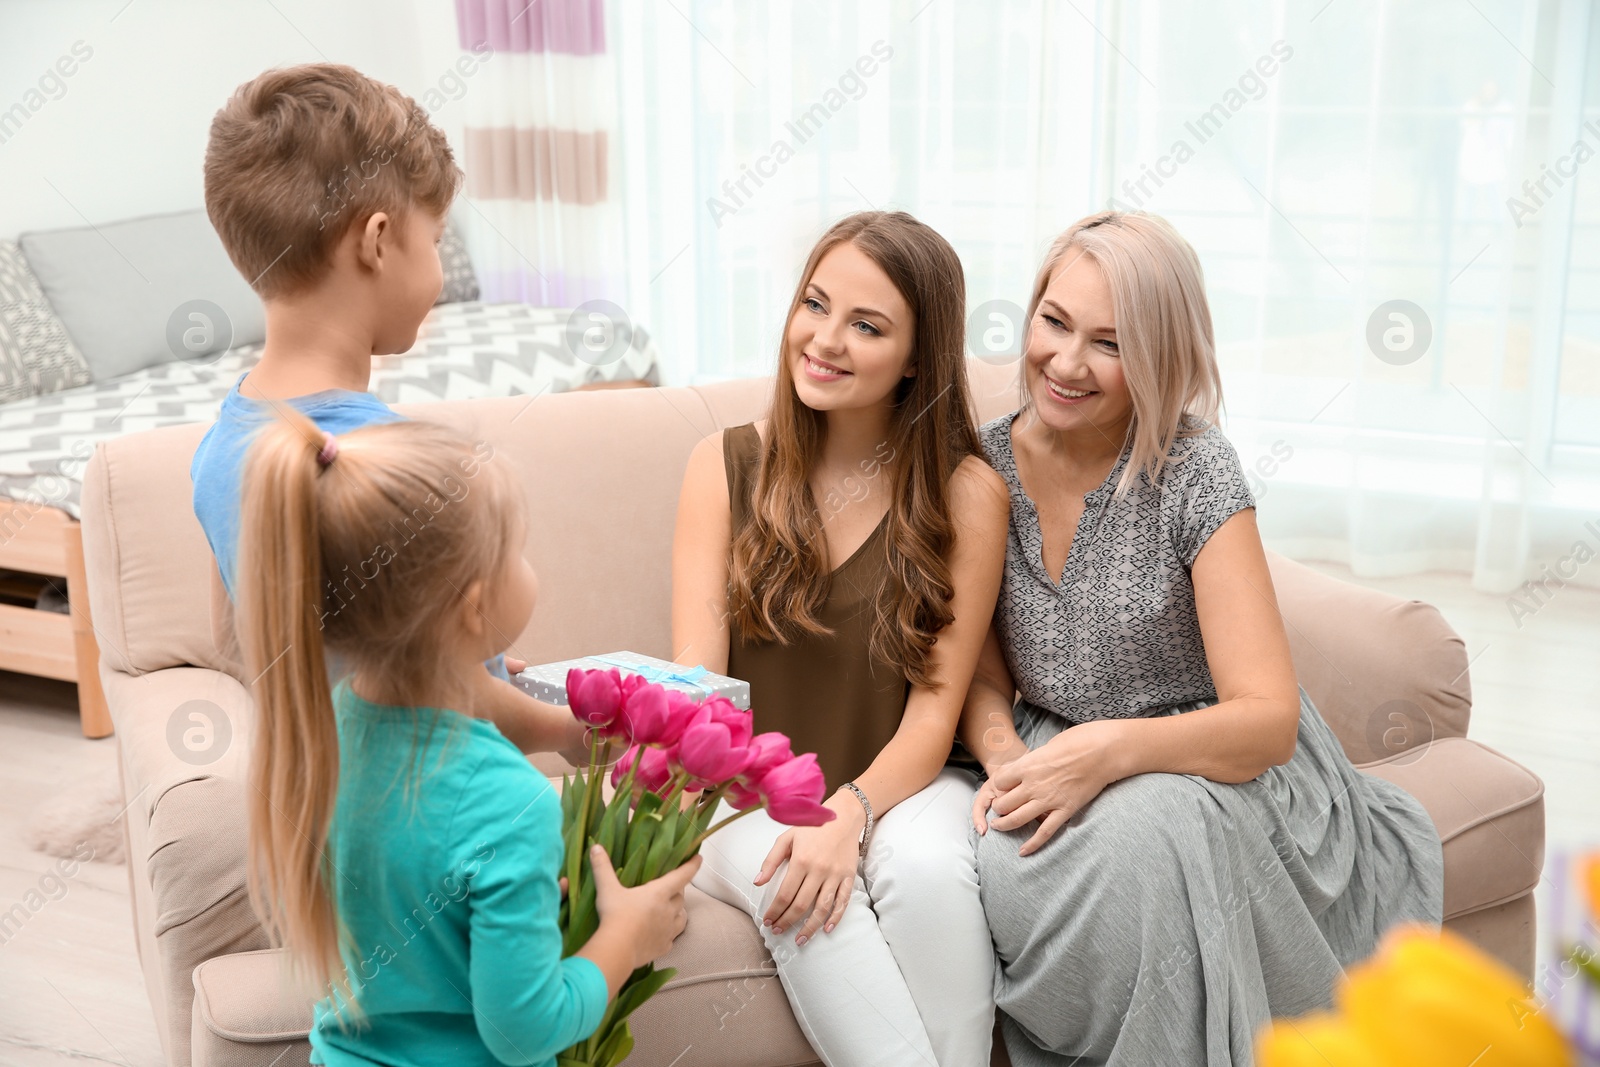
[1256,924,1571,1067]
[1581,853,1600,923]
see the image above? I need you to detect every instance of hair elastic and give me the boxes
[316,431,339,467]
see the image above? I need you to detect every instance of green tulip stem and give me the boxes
[657,772,693,813]
[686,803,765,853]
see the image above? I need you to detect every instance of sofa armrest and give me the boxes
[1265,552,1472,764]
[191,949,312,1067]
[108,664,263,1067]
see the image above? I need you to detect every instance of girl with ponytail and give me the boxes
[235,411,699,1066]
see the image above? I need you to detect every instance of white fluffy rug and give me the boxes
[26,775,128,865]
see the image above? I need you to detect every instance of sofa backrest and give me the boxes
[79,356,1468,761]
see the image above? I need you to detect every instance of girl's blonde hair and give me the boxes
[1022,210,1223,493]
[235,409,524,1001]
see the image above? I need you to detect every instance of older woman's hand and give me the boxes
[973,719,1127,856]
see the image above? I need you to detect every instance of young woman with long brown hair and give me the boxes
[672,211,1011,1066]
[236,412,699,1065]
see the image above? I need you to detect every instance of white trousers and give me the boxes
[693,768,996,1067]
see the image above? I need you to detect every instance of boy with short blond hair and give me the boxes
[193,62,581,756]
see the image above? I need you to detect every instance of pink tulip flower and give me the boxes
[567,668,623,731]
[700,695,755,749]
[612,744,675,795]
[618,684,682,746]
[661,691,703,745]
[739,732,794,785]
[758,753,836,827]
[675,722,754,787]
[726,781,763,811]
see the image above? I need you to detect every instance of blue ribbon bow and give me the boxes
[590,654,711,691]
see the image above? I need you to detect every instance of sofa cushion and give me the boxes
[627,888,821,1067]
[1361,737,1544,920]
[435,219,480,305]
[1266,553,1472,763]
[0,239,92,402]
[80,422,228,678]
[191,949,311,1067]
[20,209,268,382]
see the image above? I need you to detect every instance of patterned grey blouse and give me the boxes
[979,411,1255,725]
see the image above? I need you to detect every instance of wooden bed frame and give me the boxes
[0,498,111,737]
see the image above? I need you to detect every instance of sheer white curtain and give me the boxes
[608,0,1599,596]
[607,0,1097,381]
[454,0,623,306]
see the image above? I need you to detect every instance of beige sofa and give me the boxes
[79,358,1546,1067]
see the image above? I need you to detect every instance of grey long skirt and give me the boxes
[979,689,1444,1067]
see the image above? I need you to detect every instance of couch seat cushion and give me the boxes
[1361,737,1544,919]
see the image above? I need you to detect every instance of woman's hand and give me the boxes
[756,796,865,945]
[973,719,1127,856]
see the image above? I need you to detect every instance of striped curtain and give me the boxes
[453,0,620,307]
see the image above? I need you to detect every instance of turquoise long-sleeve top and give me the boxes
[309,679,608,1066]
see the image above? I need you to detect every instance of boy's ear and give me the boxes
[356,211,390,271]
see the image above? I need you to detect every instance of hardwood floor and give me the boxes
[0,671,164,1066]
[0,567,1594,1065]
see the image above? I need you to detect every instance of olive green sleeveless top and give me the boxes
[723,423,909,791]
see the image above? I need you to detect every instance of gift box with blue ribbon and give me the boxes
[513,650,750,710]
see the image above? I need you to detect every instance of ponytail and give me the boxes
[234,407,525,1010]
[237,410,348,999]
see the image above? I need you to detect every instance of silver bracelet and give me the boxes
[839,782,875,859]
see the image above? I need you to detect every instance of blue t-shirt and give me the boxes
[191,373,403,600]
[309,679,607,1066]
[191,373,510,682]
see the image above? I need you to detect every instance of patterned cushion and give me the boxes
[0,240,91,403]
[436,220,480,305]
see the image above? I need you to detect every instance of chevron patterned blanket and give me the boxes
[0,301,660,520]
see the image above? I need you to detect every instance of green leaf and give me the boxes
[611,964,676,1022]
[559,772,580,824]
[594,786,632,860]
[620,805,667,887]
[641,803,681,882]
[594,1020,635,1067]
[562,865,601,956]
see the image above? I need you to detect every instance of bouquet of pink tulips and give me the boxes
[554,667,834,1067]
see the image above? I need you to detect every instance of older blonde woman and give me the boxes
[958,211,1444,1066]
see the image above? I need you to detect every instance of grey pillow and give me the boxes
[0,239,92,403]
[436,219,480,305]
[19,209,266,383]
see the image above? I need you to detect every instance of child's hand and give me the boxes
[589,844,700,969]
[505,656,528,675]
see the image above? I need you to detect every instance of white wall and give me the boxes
[0,0,466,240]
